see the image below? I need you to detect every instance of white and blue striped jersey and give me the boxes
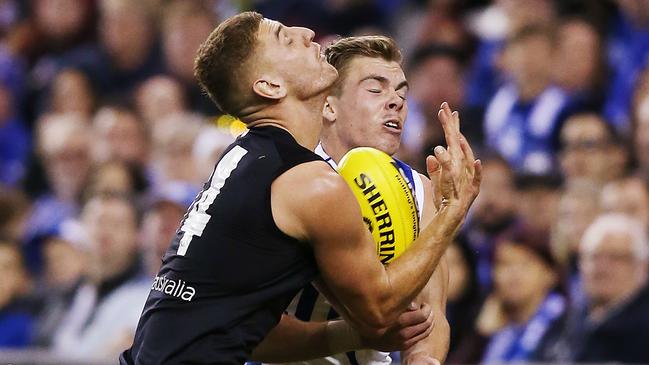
[274,144,426,365]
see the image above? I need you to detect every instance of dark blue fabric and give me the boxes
[0,118,30,186]
[0,310,33,348]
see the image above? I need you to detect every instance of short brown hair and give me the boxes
[324,35,402,93]
[194,12,263,116]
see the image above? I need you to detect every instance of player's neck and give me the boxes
[247,96,325,150]
[319,134,350,165]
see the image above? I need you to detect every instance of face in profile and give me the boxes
[326,56,408,156]
[252,19,338,99]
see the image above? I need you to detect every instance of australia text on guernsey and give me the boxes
[151,276,196,301]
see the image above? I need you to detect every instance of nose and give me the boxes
[295,27,315,45]
[387,91,405,111]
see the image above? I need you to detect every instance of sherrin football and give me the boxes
[337,147,419,264]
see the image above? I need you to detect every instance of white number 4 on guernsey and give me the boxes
[177,145,248,256]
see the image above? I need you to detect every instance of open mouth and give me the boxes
[384,120,401,131]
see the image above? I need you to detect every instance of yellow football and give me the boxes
[337,147,419,264]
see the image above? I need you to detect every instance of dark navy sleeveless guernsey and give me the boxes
[121,126,321,365]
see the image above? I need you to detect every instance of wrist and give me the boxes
[325,320,364,354]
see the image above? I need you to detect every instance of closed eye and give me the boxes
[368,89,381,93]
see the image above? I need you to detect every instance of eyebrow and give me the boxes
[359,75,409,91]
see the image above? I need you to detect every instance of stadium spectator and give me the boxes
[18,0,96,123]
[545,213,649,363]
[477,226,565,362]
[23,114,91,271]
[48,68,95,118]
[484,24,571,175]
[51,193,149,362]
[64,0,164,100]
[558,113,628,186]
[82,159,148,203]
[161,0,219,115]
[514,174,561,235]
[91,105,149,167]
[150,112,204,189]
[400,43,479,171]
[134,75,187,126]
[553,17,606,112]
[463,0,557,109]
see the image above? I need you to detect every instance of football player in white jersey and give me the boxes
[270,35,450,365]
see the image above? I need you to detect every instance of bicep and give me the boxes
[272,164,390,325]
[307,184,388,313]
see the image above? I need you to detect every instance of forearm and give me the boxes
[376,206,456,325]
[251,315,362,363]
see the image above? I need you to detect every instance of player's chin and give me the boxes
[374,139,400,156]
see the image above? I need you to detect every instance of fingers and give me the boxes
[398,303,435,349]
[398,302,430,327]
[426,156,443,211]
[426,155,440,177]
[439,102,462,164]
[434,146,457,201]
[459,134,475,176]
[400,314,435,349]
[472,159,482,193]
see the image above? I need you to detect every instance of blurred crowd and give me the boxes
[0,0,648,363]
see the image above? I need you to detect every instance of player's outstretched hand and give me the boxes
[360,302,434,351]
[426,102,481,232]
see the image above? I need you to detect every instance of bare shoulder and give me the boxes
[272,160,362,241]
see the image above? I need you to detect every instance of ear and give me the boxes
[252,77,286,100]
[322,95,337,124]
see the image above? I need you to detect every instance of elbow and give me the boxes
[356,299,401,329]
[364,310,395,330]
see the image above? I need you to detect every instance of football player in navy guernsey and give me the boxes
[121,12,481,365]
[261,35,451,365]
